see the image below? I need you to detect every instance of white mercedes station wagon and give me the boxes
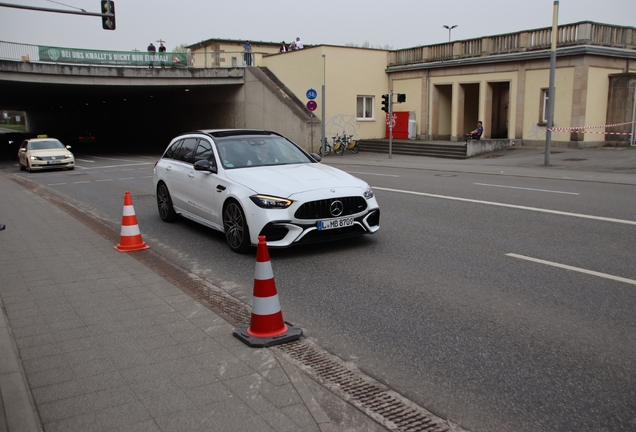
[153,129,380,253]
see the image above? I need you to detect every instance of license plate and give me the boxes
[47,160,61,165]
[318,217,354,230]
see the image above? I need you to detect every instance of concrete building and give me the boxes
[190,22,636,148]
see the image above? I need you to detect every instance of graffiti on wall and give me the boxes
[323,114,360,139]
[528,123,549,139]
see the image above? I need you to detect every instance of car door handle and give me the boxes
[166,166,172,171]
[216,185,226,192]
[188,172,194,178]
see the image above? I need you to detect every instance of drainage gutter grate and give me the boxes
[274,340,457,432]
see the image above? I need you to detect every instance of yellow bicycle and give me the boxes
[333,133,359,155]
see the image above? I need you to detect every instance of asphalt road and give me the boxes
[3,148,635,432]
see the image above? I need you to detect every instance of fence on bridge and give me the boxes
[0,40,250,68]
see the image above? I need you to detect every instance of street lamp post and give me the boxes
[443,25,457,42]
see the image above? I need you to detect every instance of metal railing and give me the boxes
[0,41,40,62]
[0,40,252,68]
[387,21,636,67]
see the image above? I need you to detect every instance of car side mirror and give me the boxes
[194,159,217,174]
[66,145,72,149]
[19,148,26,152]
[310,153,321,162]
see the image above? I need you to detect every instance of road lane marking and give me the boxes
[87,163,154,169]
[140,175,154,179]
[118,178,135,180]
[474,183,579,195]
[75,158,95,163]
[73,181,90,184]
[96,179,113,182]
[506,253,636,286]
[374,186,636,225]
[347,171,400,178]
[90,156,141,162]
[47,183,66,186]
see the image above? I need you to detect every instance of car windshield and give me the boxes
[215,135,312,169]
[29,140,65,150]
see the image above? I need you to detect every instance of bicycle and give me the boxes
[319,136,335,156]
[333,133,359,155]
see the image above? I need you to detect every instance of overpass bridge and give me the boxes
[0,41,315,151]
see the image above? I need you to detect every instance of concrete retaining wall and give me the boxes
[466,139,515,157]
[243,68,321,153]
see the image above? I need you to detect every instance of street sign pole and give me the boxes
[631,84,636,147]
[389,89,394,159]
[545,1,559,166]
[305,87,318,155]
[321,55,326,156]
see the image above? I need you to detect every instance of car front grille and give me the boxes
[296,225,367,243]
[294,196,368,220]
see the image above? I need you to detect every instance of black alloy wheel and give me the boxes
[156,183,178,222]
[223,201,251,253]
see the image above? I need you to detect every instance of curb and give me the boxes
[0,296,42,432]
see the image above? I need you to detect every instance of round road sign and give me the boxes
[306,88,317,100]
[306,100,317,111]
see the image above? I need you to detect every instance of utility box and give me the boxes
[386,111,409,139]
[408,120,417,139]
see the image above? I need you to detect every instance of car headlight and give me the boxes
[363,187,374,199]
[250,194,293,209]
[64,154,73,159]
[29,155,42,161]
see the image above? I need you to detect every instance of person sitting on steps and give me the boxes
[465,121,483,144]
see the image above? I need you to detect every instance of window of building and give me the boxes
[356,96,374,120]
[539,88,549,125]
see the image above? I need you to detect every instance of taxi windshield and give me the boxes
[30,140,65,150]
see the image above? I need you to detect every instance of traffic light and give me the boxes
[381,94,389,112]
[101,0,116,30]
[397,93,406,103]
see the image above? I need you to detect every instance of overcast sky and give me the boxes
[1,0,635,52]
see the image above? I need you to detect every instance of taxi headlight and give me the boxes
[250,195,292,209]
[29,155,42,161]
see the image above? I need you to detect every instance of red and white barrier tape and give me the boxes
[548,120,635,132]
[573,131,633,135]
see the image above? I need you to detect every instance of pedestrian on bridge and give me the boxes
[158,43,166,67]
[147,43,156,68]
[243,41,252,66]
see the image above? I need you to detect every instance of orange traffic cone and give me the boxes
[114,191,150,252]
[233,236,302,347]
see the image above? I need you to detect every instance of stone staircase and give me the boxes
[357,139,468,159]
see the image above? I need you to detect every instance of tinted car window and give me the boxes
[164,139,183,159]
[213,136,312,168]
[174,138,198,162]
[194,140,214,162]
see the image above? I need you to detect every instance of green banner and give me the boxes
[38,46,187,67]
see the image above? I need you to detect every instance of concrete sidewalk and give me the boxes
[322,145,636,184]
[0,173,386,432]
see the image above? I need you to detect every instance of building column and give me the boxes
[570,62,589,142]
[451,82,460,141]
[481,81,490,139]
